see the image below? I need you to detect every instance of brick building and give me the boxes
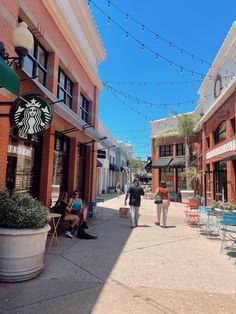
[0,0,106,206]
[151,22,236,205]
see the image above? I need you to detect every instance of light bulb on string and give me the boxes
[126,32,129,40]
[191,55,194,61]
[88,0,91,6]
[141,43,144,52]
[125,13,128,21]
[169,62,172,69]
[180,49,183,55]
[107,0,111,8]
[191,71,194,78]
[142,24,145,32]
[107,16,111,25]
[155,53,159,61]
[180,67,183,74]
[169,42,172,48]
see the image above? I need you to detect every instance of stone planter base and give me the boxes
[0,224,50,283]
[180,190,194,203]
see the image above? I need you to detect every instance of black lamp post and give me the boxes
[0,22,33,68]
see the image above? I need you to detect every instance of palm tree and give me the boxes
[181,167,202,194]
[176,114,199,190]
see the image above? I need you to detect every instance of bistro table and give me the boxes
[47,212,61,250]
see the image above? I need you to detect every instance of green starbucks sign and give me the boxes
[12,94,52,135]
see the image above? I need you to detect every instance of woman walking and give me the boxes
[155,181,170,228]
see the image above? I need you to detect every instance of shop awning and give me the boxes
[152,157,173,168]
[169,156,186,167]
[224,155,236,162]
[97,160,103,167]
[110,163,119,171]
[0,57,20,96]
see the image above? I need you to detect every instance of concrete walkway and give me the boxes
[0,195,236,314]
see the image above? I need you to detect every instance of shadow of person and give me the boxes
[137,224,151,228]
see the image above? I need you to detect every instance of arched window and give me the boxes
[214,121,226,144]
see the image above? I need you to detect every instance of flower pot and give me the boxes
[0,224,50,282]
[180,190,194,203]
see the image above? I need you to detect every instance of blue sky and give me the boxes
[89,0,236,160]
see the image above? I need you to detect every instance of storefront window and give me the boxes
[177,167,186,192]
[160,167,174,192]
[77,144,86,198]
[160,145,173,157]
[51,132,70,204]
[213,161,227,202]
[6,128,42,197]
[214,121,226,144]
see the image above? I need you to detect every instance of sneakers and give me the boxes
[155,222,160,226]
[65,230,73,238]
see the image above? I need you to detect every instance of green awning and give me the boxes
[0,57,20,96]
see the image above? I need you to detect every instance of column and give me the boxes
[68,138,78,193]
[39,125,55,207]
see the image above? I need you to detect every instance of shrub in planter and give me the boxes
[0,189,50,282]
[0,189,49,229]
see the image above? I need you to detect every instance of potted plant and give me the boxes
[0,189,50,282]
[181,167,202,203]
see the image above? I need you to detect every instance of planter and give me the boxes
[0,224,50,283]
[180,190,194,203]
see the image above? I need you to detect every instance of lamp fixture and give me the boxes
[0,22,33,68]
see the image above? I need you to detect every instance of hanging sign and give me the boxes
[11,94,52,135]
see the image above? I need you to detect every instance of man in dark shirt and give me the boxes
[124,178,144,228]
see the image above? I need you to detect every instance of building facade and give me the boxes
[0,0,106,206]
[197,22,236,205]
[151,21,236,205]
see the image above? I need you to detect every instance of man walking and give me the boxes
[124,178,144,228]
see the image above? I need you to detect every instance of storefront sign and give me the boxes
[206,139,236,160]
[11,94,52,135]
[8,145,32,157]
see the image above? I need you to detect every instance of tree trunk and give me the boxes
[185,140,191,190]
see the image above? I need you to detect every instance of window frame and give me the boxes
[23,37,48,87]
[80,94,90,123]
[176,143,184,156]
[159,145,173,157]
[214,121,226,144]
[57,68,73,108]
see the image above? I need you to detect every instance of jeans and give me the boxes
[130,205,139,227]
[156,200,170,226]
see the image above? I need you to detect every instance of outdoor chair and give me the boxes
[220,213,236,261]
[200,207,223,237]
[184,202,200,226]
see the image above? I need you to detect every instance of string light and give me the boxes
[103,79,204,86]
[107,16,111,25]
[125,13,128,21]
[96,0,234,76]
[126,32,129,40]
[104,83,215,108]
[107,0,111,8]
[89,1,235,79]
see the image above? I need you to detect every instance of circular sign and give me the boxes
[12,94,52,135]
[214,74,222,99]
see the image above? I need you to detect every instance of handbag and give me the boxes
[154,192,162,204]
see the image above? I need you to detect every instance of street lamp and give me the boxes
[0,22,34,68]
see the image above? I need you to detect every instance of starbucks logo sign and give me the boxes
[12,95,52,135]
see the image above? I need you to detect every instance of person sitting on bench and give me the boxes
[55,191,80,238]
[69,190,88,229]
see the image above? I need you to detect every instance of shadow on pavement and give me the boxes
[0,205,133,313]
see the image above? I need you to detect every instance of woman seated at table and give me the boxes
[69,190,88,228]
[55,191,80,238]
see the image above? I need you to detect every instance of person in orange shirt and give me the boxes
[155,181,170,228]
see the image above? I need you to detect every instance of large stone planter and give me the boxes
[0,224,50,282]
[180,190,194,203]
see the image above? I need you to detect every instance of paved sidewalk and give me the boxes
[0,195,236,314]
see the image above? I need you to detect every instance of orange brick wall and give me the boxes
[0,1,100,205]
